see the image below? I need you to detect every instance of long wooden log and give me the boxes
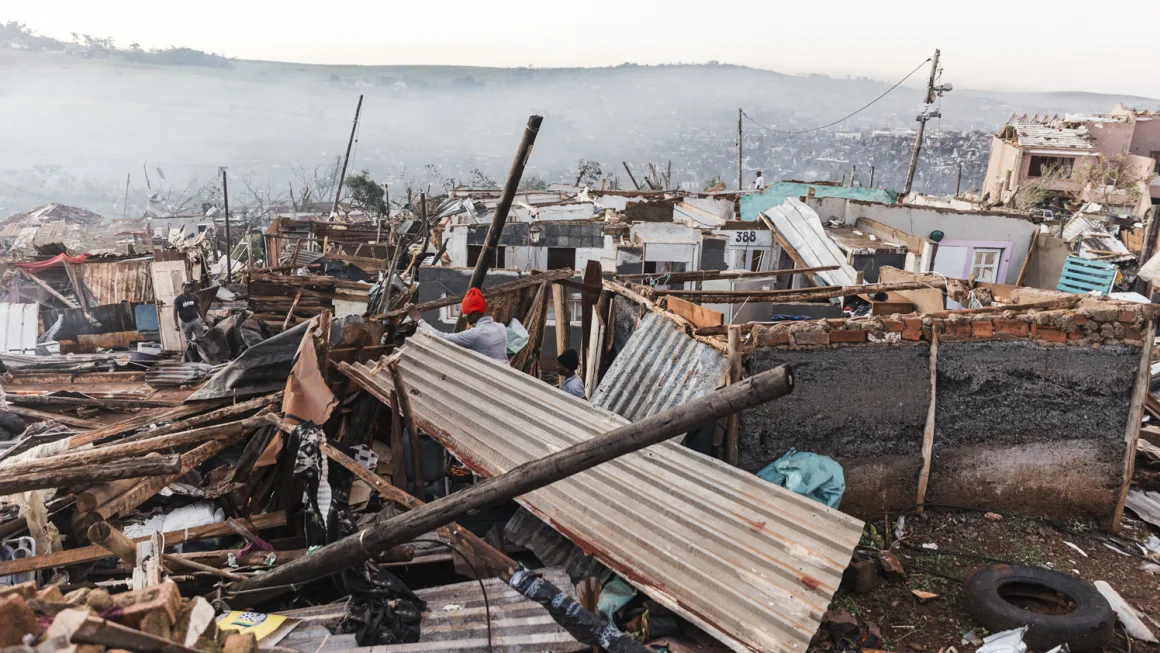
[69,401,229,448]
[0,511,287,576]
[388,363,425,500]
[382,268,573,318]
[3,416,273,477]
[76,477,148,513]
[117,392,283,444]
[226,364,793,593]
[0,455,180,495]
[9,395,181,410]
[617,265,840,283]
[87,521,138,566]
[3,405,94,429]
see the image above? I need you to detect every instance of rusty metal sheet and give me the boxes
[81,259,155,304]
[591,312,729,422]
[341,332,864,653]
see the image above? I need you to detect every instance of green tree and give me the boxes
[344,170,388,217]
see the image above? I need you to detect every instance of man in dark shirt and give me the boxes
[173,281,207,344]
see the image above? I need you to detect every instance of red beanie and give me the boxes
[461,288,486,314]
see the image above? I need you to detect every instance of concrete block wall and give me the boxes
[742,303,1147,520]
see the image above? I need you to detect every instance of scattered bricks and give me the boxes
[1124,328,1142,343]
[792,330,830,346]
[903,318,923,330]
[1119,310,1138,323]
[952,323,973,337]
[1073,312,1088,326]
[829,330,868,344]
[0,595,42,646]
[878,551,907,582]
[882,320,905,333]
[902,328,922,341]
[1037,326,1066,343]
[754,329,790,347]
[841,558,880,594]
[825,319,847,328]
[971,320,994,337]
[993,319,1029,337]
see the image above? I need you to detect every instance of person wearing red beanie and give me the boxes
[405,288,509,361]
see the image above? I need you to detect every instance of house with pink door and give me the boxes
[982,104,1160,219]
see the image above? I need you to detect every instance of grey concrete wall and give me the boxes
[929,340,1136,517]
[740,345,931,515]
[1022,233,1072,291]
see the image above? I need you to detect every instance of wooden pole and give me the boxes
[221,167,232,282]
[88,521,138,566]
[465,115,543,294]
[652,279,948,303]
[283,289,303,332]
[869,165,876,188]
[915,324,939,511]
[19,269,78,308]
[225,365,793,593]
[389,362,426,500]
[725,326,742,466]
[622,162,641,191]
[389,399,407,490]
[737,108,743,191]
[1112,314,1155,530]
[330,94,364,221]
[0,455,180,495]
[955,162,963,197]
[77,477,147,513]
[552,282,569,358]
[902,49,940,197]
[122,173,130,218]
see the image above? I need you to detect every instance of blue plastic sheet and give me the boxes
[756,448,846,509]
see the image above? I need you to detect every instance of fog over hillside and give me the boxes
[1,43,1157,217]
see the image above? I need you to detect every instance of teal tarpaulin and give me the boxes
[739,182,897,221]
[756,448,846,509]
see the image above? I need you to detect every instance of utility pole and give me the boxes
[955,163,963,197]
[220,167,232,283]
[737,108,743,191]
[902,49,942,198]
[122,174,130,218]
[330,95,364,221]
[850,165,856,187]
[622,162,642,190]
[869,165,876,188]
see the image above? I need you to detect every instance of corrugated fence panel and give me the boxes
[1,303,39,354]
[591,312,729,421]
[342,332,864,653]
[81,260,155,304]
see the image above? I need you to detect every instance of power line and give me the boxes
[742,58,932,135]
[0,180,54,201]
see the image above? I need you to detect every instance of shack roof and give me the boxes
[740,181,897,222]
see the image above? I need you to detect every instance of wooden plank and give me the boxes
[915,324,939,509]
[1015,230,1038,286]
[0,511,287,575]
[725,326,742,466]
[618,266,840,283]
[664,296,724,329]
[69,401,227,448]
[1113,314,1155,530]
[4,405,94,429]
[383,269,573,318]
[552,282,569,355]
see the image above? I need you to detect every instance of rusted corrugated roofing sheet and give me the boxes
[342,332,864,653]
[81,259,155,304]
[591,312,729,422]
[1,303,39,354]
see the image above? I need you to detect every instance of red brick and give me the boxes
[971,320,994,337]
[882,320,905,333]
[903,318,923,330]
[792,330,830,346]
[1123,328,1142,342]
[755,331,790,346]
[1037,326,1066,343]
[901,328,922,341]
[1073,313,1088,326]
[825,319,847,328]
[993,319,1029,337]
[952,323,973,337]
[829,330,868,344]
[1067,331,1083,340]
[0,596,42,646]
[1119,310,1137,324]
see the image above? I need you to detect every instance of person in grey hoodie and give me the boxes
[405,287,508,362]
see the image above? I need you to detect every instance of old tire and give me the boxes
[965,564,1113,652]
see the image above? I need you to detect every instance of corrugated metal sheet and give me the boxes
[276,568,585,653]
[762,199,861,287]
[145,361,218,388]
[81,259,155,304]
[591,312,729,422]
[1,303,39,354]
[1126,489,1160,529]
[342,332,865,653]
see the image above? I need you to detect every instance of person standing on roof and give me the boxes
[405,288,508,362]
[557,349,586,400]
[174,281,207,344]
[753,171,765,189]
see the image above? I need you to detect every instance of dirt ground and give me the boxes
[815,508,1160,653]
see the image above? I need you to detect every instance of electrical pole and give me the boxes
[122,174,130,218]
[902,49,941,198]
[869,166,875,188]
[850,165,856,187]
[220,167,232,283]
[956,163,963,197]
[737,108,743,191]
[330,95,364,221]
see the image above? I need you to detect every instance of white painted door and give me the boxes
[151,260,189,351]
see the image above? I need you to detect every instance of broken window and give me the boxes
[1027,156,1074,178]
[546,247,576,270]
[467,245,505,268]
[749,250,765,272]
[970,248,1002,283]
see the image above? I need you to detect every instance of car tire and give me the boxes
[964,564,1113,652]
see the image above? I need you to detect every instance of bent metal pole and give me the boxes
[225,364,793,594]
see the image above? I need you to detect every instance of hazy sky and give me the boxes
[6,0,1160,98]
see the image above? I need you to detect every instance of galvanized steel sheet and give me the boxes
[81,260,155,304]
[343,332,864,653]
[591,312,729,422]
[0,303,39,354]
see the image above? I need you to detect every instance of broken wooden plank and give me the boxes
[3,405,94,429]
[0,455,181,495]
[383,269,573,318]
[915,323,940,509]
[69,400,229,448]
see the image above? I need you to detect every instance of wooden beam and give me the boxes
[1113,315,1155,530]
[725,326,742,466]
[3,405,93,429]
[69,401,229,448]
[0,455,181,495]
[10,395,181,410]
[617,266,840,283]
[650,279,949,304]
[282,288,304,331]
[389,362,425,499]
[915,324,939,510]
[0,511,287,576]
[552,282,569,355]
[919,297,1079,319]
[18,268,78,308]
[383,269,573,318]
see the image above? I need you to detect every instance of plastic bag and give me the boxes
[756,448,846,509]
[506,318,530,355]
